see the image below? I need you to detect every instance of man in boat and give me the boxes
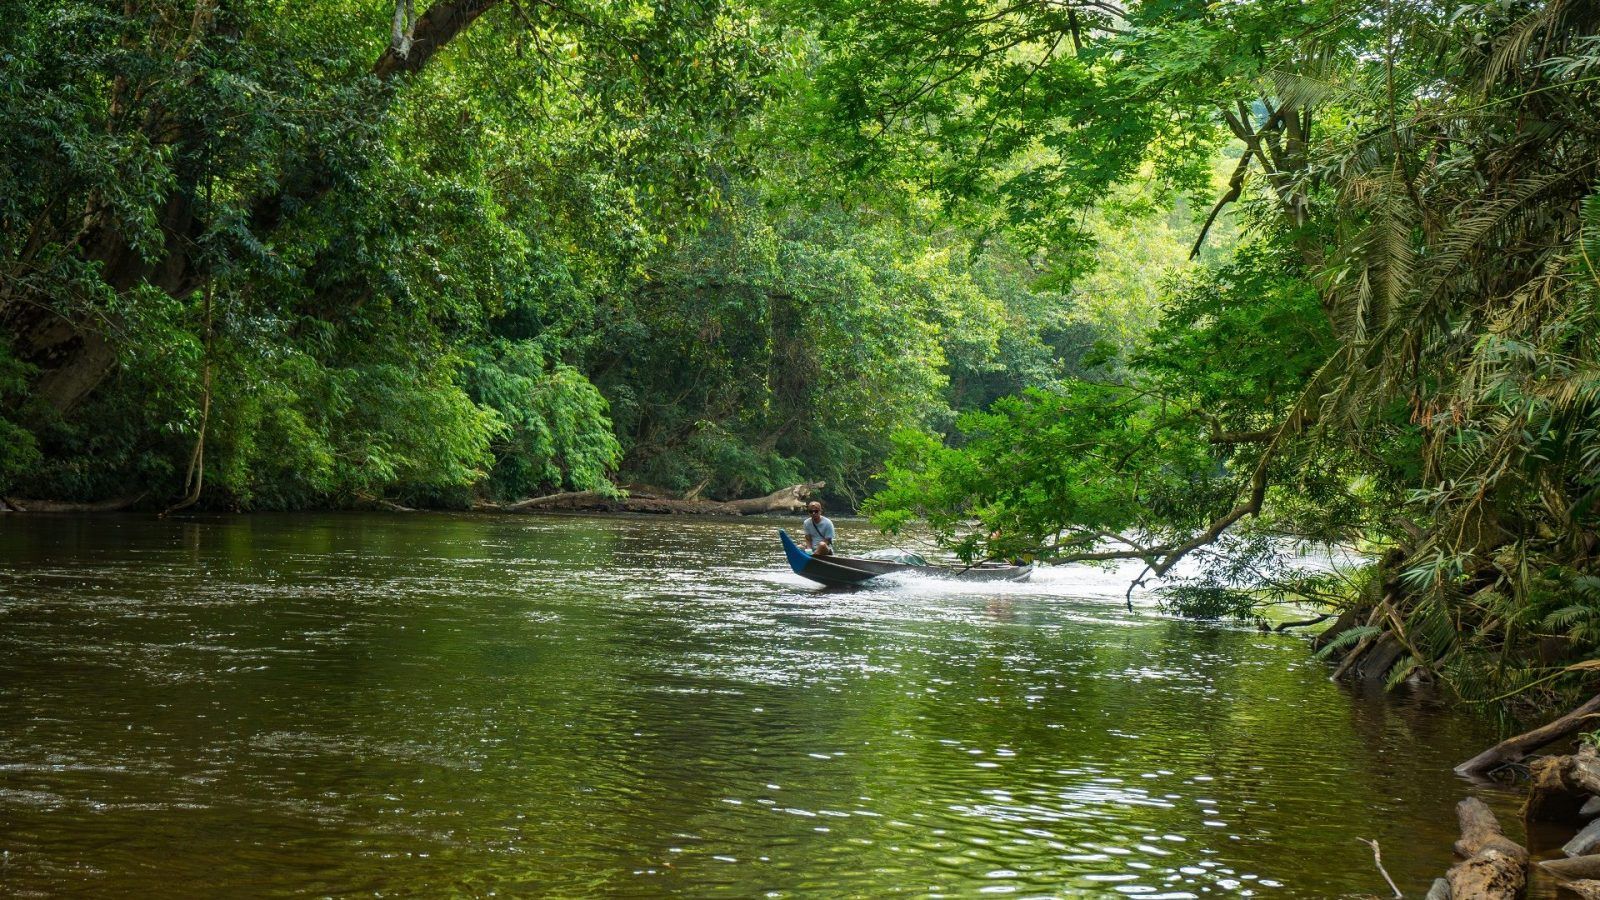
[802,501,835,556]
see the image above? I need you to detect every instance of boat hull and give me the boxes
[778,530,1034,587]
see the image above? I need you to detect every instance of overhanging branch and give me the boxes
[374,0,500,78]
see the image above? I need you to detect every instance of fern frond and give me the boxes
[1315,624,1381,659]
[1385,655,1420,691]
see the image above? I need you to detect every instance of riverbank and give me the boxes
[0,482,830,517]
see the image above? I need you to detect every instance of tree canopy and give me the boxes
[0,0,1076,508]
[831,0,1600,706]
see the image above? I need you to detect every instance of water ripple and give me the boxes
[0,512,1528,897]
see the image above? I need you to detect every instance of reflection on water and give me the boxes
[0,513,1527,897]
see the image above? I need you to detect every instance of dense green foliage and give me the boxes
[839,0,1600,708]
[0,1,1075,508]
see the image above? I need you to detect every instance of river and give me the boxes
[0,513,1535,897]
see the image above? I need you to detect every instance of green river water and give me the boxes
[0,513,1550,897]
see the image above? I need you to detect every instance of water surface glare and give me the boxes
[0,513,1522,897]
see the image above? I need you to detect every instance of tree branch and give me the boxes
[1190,151,1251,259]
[1210,425,1295,444]
[1275,613,1335,632]
[374,0,500,78]
[251,0,501,235]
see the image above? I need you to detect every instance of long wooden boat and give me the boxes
[779,529,1034,588]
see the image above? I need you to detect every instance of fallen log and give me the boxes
[1541,854,1600,880]
[1457,692,1600,777]
[500,482,825,517]
[503,490,732,514]
[725,481,825,515]
[1446,797,1527,899]
[1,494,146,512]
[1525,745,1600,824]
[1566,818,1600,858]
[1357,632,1408,683]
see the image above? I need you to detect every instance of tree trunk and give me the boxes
[13,1,503,414]
[1356,632,1407,683]
[1331,626,1379,680]
[3,304,120,414]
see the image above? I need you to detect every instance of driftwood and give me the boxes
[1566,818,1600,858]
[1541,854,1600,880]
[1358,837,1402,899]
[1525,746,1600,823]
[1565,880,1600,899]
[1457,692,1600,776]
[1445,797,1527,899]
[725,482,825,515]
[500,482,825,517]
[1,494,146,512]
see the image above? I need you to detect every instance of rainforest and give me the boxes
[6,0,1600,892]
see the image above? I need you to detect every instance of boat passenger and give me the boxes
[802,502,835,556]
